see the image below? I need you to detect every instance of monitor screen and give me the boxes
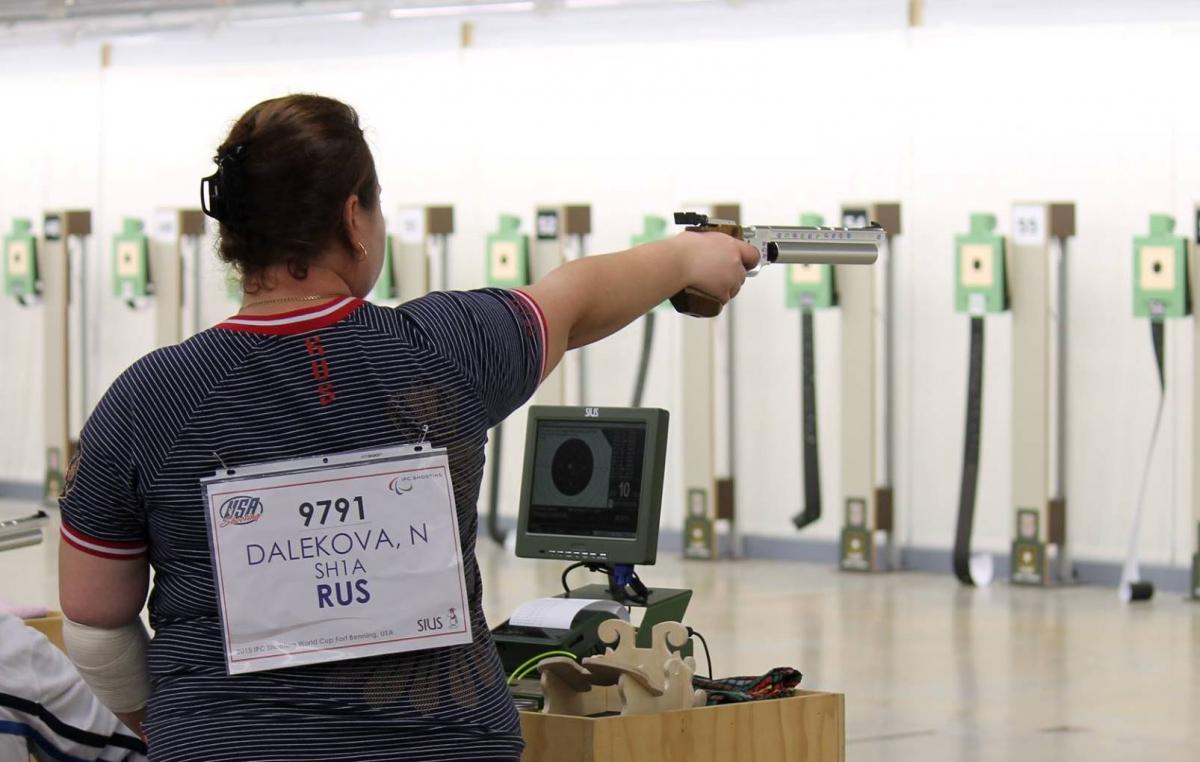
[516,406,667,566]
[526,420,646,540]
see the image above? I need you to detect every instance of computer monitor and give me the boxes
[514,406,669,566]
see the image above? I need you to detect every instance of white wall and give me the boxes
[2,0,1200,570]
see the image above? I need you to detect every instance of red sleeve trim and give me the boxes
[511,289,549,382]
[60,521,148,561]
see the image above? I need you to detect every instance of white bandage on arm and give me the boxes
[62,617,152,714]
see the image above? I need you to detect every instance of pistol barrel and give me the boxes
[766,239,879,266]
[745,225,883,272]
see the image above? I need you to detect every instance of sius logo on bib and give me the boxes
[219,496,264,527]
[387,476,414,496]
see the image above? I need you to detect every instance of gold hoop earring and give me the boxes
[356,241,368,261]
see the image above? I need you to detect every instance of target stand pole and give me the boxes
[41,210,91,503]
[149,209,206,346]
[1010,202,1075,587]
[482,215,533,546]
[837,202,901,572]
[629,216,670,408]
[680,203,741,561]
[533,204,590,407]
[1192,205,1200,601]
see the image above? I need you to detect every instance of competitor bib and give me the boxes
[202,445,471,675]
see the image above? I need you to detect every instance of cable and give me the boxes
[686,627,713,679]
[485,421,505,545]
[561,561,585,596]
[561,562,648,605]
[1120,320,1166,602]
[506,650,579,684]
[561,561,607,597]
[953,315,987,586]
[631,311,656,407]
[792,304,821,530]
[1151,319,1165,390]
[608,565,649,606]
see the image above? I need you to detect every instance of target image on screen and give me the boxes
[526,420,646,539]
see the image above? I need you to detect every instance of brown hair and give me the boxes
[212,94,379,290]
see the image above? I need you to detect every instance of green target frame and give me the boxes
[4,218,38,300]
[1133,214,1189,320]
[112,217,150,301]
[486,215,530,289]
[954,213,1007,315]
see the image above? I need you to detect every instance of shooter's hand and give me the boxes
[670,231,760,317]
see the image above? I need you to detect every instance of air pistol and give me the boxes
[671,211,883,317]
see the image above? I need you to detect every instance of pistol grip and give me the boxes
[670,287,723,318]
[670,222,742,318]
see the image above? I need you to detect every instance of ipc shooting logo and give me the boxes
[219,496,264,527]
[387,476,414,496]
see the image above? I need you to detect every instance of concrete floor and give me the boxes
[4,501,1198,761]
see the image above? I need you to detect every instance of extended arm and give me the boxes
[521,232,758,378]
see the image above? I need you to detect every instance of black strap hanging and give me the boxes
[792,305,822,530]
[953,316,985,585]
[631,312,656,407]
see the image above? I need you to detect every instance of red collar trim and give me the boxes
[216,297,364,336]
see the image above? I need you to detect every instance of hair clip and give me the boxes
[200,170,226,222]
[200,144,248,225]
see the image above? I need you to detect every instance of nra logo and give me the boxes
[387,476,414,496]
[219,496,264,527]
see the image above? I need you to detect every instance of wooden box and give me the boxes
[23,610,66,652]
[520,690,844,762]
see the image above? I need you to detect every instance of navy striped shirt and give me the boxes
[60,289,547,761]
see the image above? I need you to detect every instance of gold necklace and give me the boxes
[241,293,348,309]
